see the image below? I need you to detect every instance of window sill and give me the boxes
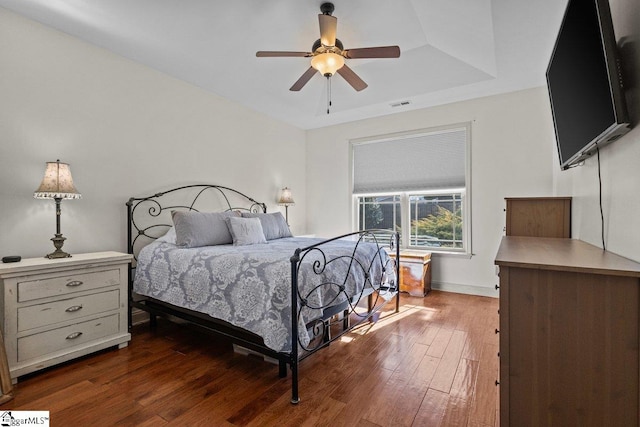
[430,250,473,259]
[399,248,472,259]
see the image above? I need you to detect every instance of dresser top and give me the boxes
[505,196,572,201]
[0,251,132,276]
[495,236,640,277]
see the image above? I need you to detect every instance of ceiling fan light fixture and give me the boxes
[256,2,399,94]
[310,52,344,77]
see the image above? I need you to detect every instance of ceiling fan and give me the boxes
[256,2,400,93]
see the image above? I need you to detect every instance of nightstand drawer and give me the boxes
[17,314,119,362]
[17,269,120,302]
[17,289,120,332]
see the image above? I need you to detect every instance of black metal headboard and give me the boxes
[126,184,267,260]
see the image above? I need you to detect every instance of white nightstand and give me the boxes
[0,251,132,382]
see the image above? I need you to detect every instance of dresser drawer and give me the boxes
[17,289,120,332]
[17,314,119,362]
[17,269,120,302]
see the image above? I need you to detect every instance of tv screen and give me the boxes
[546,0,630,170]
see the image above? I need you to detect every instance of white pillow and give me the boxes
[225,216,267,246]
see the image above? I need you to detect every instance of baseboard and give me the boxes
[431,281,498,298]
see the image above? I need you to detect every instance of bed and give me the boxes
[126,184,400,403]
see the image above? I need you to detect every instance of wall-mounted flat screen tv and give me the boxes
[546,0,630,170]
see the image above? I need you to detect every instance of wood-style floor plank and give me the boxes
[450,358,479,401]
[429,329,467,393]
[468,342,499,426]
[360,342,430,426]
[0,291,498,426]
[413,388,450,426]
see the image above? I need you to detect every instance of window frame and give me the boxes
[350,123,472,255]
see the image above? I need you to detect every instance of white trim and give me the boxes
[350,123,470,146]
[431,281,498,298]
[464,124,473,256]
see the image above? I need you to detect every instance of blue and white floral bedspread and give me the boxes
[133,236,395,352]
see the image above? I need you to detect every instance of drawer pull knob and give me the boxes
[495,284,500,290]
[66,281,83,287]
[65,305,83,313]
[495,328,499,334]
[66,332,83,340]
[495,380,500,386]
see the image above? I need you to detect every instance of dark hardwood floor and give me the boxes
[1,291,499,426]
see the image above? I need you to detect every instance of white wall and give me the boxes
[553,0,640,262]
[306,87,557,296]
[0,8,306,259]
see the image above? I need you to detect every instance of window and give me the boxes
[351,124,471,253]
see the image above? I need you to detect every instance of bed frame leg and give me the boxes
[149,313,157,328]
[290,250,301,404]
[291,361,300,404]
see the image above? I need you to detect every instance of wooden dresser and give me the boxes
[0,252,132,381]
[505,197,571,238]
[495,237,640,426]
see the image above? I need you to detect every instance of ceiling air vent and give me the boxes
[390,101,411,108]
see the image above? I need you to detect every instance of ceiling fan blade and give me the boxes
[256,51,311,57]
[318,14,337,47]
[290,67,318,91]
[343,46,401,59]
[337,64,367,91]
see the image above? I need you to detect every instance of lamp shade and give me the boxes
[34,160,81,200]
[277,187,295,205]
[310,52,345,76]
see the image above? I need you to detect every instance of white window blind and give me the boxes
[353,127,466,194]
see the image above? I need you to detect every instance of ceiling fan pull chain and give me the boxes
[326,75,331,114]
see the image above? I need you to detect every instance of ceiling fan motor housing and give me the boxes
[312,38,343,52]
[320,3,335,15]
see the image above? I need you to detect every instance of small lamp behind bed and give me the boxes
[277,187,295,225]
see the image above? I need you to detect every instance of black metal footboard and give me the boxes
[288,230,400,404]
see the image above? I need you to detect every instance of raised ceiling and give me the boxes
[0,0,568,129]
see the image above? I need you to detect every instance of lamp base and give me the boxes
[45,234,71,259]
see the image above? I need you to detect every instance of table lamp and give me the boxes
[34,160,81,259]
[277,187,295,225]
